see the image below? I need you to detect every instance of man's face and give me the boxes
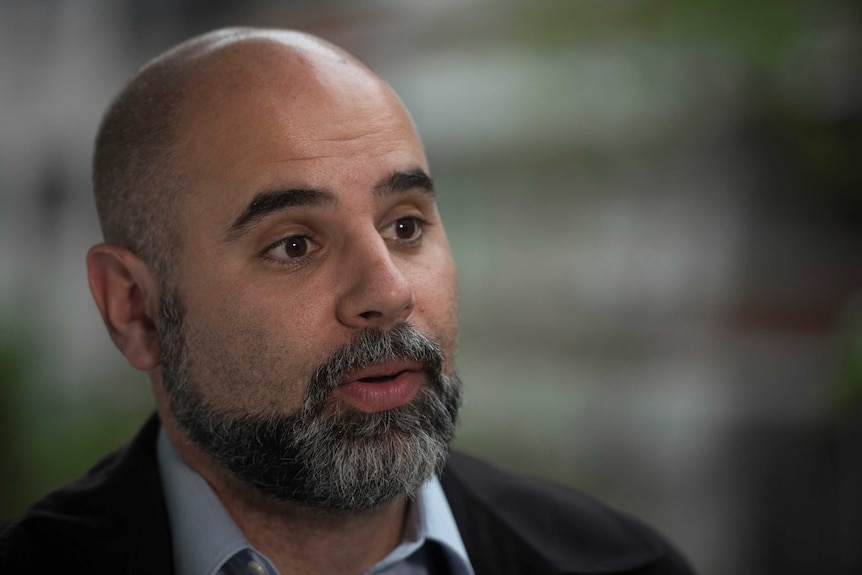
[155,42,461,508]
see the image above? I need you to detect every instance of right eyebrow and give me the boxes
[223,188,337,243]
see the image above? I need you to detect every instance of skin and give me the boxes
[86,30,459,574]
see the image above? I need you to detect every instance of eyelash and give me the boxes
[387,216,431,245]
[259,216,432,268]
[260,235,317,268]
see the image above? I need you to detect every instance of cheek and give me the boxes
[412,257,459,371]
[179,290,325,414]
[186,272,327,355]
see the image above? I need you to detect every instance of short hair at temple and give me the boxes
[92,43,190,282]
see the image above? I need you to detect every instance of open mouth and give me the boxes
[342,360,423,387]
[356,370,408,384]
[335,363,425,412]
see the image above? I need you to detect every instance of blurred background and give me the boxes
[2,1,862,573]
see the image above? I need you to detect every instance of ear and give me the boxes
[86,244,162,371]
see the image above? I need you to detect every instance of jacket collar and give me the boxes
[439,450,676,575]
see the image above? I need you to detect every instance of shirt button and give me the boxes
[247,559,267,575]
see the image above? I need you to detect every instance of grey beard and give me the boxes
[157,293,461,510]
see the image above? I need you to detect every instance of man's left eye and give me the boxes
[385,217,426,243]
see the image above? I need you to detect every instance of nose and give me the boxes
[335,236,415,330]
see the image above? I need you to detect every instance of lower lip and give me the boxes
[333,370,423,413]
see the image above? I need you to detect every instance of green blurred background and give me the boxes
[2,1,862,573]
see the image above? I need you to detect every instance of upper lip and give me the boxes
[341,360,424,385]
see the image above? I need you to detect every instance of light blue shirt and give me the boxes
[157,428,474,575]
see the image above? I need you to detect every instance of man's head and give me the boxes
[87,28,461,511]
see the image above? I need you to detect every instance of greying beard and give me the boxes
[157,293,461,510]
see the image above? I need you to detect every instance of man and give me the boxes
[0,28,694,574]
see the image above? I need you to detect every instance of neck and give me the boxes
[217,482,408,575]
[160,410,408,575]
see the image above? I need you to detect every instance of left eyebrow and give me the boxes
[375,168,435,199]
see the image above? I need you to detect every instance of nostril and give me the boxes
[359,310,382,320]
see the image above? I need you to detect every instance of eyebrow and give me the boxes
[375,168,435,199]
[223,168,435,242]
[224,188,336,242]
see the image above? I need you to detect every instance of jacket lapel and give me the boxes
[97,414,175,574]
[440,453,560,575]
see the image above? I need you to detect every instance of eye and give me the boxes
[384,216,427,244]
[280,236,311,258]
[263,234,320,265]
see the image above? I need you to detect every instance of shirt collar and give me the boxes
[157,427,279,575]
[157,426,473,575]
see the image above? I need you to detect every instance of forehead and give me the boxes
[173,38,426,222]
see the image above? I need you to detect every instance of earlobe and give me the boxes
[86,244,161,371]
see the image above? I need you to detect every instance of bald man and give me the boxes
[0,29,694,575]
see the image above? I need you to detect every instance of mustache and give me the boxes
[304,323,445,409]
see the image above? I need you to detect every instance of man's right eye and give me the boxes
[262,235,320,265]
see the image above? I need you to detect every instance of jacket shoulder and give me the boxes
[0,446,130,571]
[441,450,695,575]
[0,415,172,574]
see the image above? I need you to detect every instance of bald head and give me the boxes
[93,28,406,283]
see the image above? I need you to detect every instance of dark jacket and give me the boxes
[0,415,694,574]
